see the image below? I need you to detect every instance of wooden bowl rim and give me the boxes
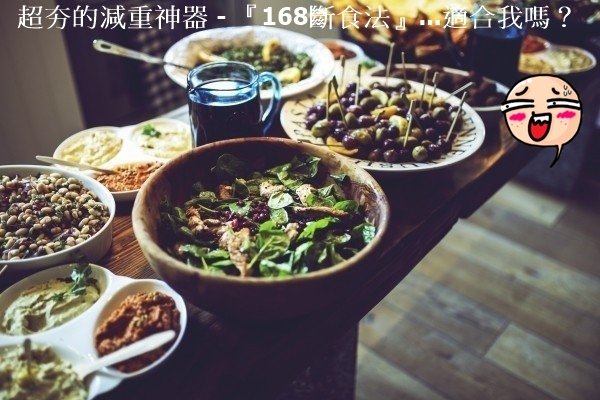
[132,137,390,285]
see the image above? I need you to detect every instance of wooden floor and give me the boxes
[357,180,600,400]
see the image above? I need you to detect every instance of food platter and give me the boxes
[280,76,486,174]
[0,165,115,271]
[0,263,187,399]
[53,118,191,202]
[365,63,510,112]
[519,44,597,75]
[163,26,336,99]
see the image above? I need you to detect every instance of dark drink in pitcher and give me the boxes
[188,79,262,145]
[187,62,281,146]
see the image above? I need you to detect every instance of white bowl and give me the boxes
[0,264,187,399]
[163,26,336,99]
[0,165,115,272]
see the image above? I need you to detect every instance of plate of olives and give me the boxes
[280,76,486,173]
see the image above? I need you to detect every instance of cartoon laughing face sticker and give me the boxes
[501,75,582,166]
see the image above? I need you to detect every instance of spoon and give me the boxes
[36,156,116,175]
[0,264,8,279]
[93,39,193,70]
[76,330,176,380]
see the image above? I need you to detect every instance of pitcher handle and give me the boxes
[258,72,282,135]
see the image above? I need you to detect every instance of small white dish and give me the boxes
[0,263,187,399]
[0,166,115,272]
[163,26,336,99]
[52,118,191,203]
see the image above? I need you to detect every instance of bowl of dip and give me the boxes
[130,118,193,160]
[0,165,115,272]
[54,127,123,167]
[0,263,110,337]
[91,279,187,378]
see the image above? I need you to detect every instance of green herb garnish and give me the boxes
[51,263,94,301]
[142,124,161,138]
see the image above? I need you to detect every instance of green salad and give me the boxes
[159,153,376,278]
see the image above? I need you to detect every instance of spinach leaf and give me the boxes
[248,231,290,270]
[306,193,335,207]
[259,259,292,277]
[351,222,376,245]
[232,179,249,198]
[270,208,288,226]
[268,192,294,209]
[212,154,251,182]
[229,201,251,216]
[327,244,346,265]
[277,171,303,190]
[330,173,347,184]
[333,200,358,212]
[297,217,339,241]
[259,220,276,232]
[289,154,320,178]
[325,233,351,244]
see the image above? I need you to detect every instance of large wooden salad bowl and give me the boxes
[132,138,390,320]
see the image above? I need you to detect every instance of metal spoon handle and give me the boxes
[36,155,116,175]
[92,39,190,70]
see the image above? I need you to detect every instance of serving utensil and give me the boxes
[93,39,195,70]
[36,156,116,175]
[76,330,176,380]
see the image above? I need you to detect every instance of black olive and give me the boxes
[367,148,384,161]
[342,135,359,149]
[383,149,399,163]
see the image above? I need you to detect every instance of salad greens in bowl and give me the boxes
[132,138,389,320]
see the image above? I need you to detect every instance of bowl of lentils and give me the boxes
[0,165,115,272]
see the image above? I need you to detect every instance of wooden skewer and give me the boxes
[355,64,362,106]
[403,100,415,147]
[331,77,348,129]
[339,55,346,90]
[443,82,474,102]
[24,338,32,375]
[429,71,439,110]
[326,81,332,120]
[385,42,395,88]
[401,51,408,88]
[445,92,467,141]
[0,264,7,279]
[419,68,429,107]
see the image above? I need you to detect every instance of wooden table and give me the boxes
[85,105,537,399]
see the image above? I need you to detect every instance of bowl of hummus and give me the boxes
[0,342,89,400]
[0,264,110,337]
[131,118,193,160]
[54,127,123,167]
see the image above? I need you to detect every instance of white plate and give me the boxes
[519,44,597,74]
[280,76,486,174]
[365,63,510,112]
[0,263,187,399]
[163,26,336,99]
[53,118,191,202]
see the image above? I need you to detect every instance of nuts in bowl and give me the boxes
[0,165,115,272]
